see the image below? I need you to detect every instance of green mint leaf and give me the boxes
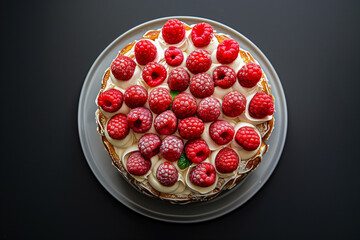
[178,153,191,170]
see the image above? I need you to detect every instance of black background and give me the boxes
[2,0,360,239]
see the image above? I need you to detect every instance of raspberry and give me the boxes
[110,56,136,80]
[222,91,246,117]
[209,120,235,145]
[237,63,263,88]
[186,49,212,74]
[148,87,172,114]
[178,117,204,140]
[127,107,152,133]
[190,73,214,98]
[189,163,216,187]
[126,151,151,176]
[162,19,185,44]
[191,22,214,48]
[171,93,197,119]
[216,39,239,64]
[168,67,190,91]
[156,162,178,186]
[213,66,237,89]
[107,114,129,140]
[164,46,184,66]
[196,97,221,122]
[138,133,161,159]
[160,135,184,162]
[154,110,177,135]
[215,147,239,173]
[123,85,147,108]
[249,92,275,118]
[135,40,157,65]
[185,139,210,163]
[97,89,123,113]
[235,126,260,151]
[142,62,167,87]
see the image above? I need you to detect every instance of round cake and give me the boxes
[95,19,275,204]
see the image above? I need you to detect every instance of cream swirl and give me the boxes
[186,35,219,55]
[156,29,190,52]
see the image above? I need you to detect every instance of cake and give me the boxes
[95,19,275,204]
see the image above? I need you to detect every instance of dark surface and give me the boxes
[2,0,360,239]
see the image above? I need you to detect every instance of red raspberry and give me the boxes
[186,49,212,74]
[190,73,214,98]
[142,62,167,87]
[196,97,221,122]
[160,135,184,162]
[123,85,147,108]
[148,87,172,114]
[191,22,214,48]
[156,162,178,186]
[135,40,157,65]
[164,46,184,66]
[249,92,275,118]
[213,66,236,89]
[215,147,239,173]
[106,113,129,140]
[222,91,246,117]
[168,67,190,91]
[209,120,235,145]
[235,126,260,151]
[97,89,123,113]
[127,107,152,133]
[138,133,161,159]
[110,56,136,80]
[185,139,210,163]
[178,117,204,140]
[154,110,177,135]
[189,163,216,187]
[162,19,185,44]
[216,39,239,64]
[171,93,197,119]
[126,151,151,176]
[237,63,263,88]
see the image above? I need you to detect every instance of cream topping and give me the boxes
[231,122,262,160]
[239,92,273,125]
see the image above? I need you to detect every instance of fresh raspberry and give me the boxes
[191,22,214,48]
[189,163,216,187]
[148,87,172,114]
[110,56,136,80]
[138,133,161,159]
[196,97,221,122]
[171,93,197,119]
[185,139,210,163]
[215,147,239,173]
[156,162,178,186]
[160,135,184,162]
[237,63,263,88]
[142,62,167,87]
[127,107,152,133]
[164,46,184,66]
[186,49,212,74]
[106,114,129,140]
[126,151,151,176]
[135,40,157,65]
[178,117,204,140]
[222,91,246,117]
[168,67,190,91]
[249,92,274,118]
[97,89,123,113]
[154,110,177,135]
[190,73,214,98]
[213,66,237,89]
[162,19,185,44]
[235,126,260,151]
[209,120,235,145]
[216,39,239,64]
[123,85,147,108]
